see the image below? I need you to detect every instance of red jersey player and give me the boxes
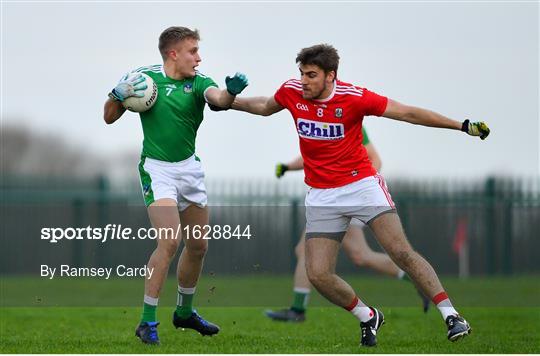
[274,78,386,188]
[232,44,489,347]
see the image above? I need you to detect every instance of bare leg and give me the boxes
[176,205,209,288]
[145,199,182,298]
[369,213,470,339]
[171,204,219,334]
[368,212,444,299]
[342,225,401,277]
[305,237,356,307]
[293,229,312,290]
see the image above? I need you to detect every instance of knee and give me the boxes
[186,241,208,260]
[351,254,369,268]
[159,239,181,259]
[348,248,372,268]
[306,266,330,287]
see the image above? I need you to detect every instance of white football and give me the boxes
[122,73,158,113]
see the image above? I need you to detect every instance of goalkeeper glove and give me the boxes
[275,163,289,178]
[109,73,147,102]
[225,72,249,96]
[461,119,490,140]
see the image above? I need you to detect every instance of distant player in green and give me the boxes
[266,128,429,322]
[103,26,248,345]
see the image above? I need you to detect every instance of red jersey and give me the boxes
[274,79,388,188]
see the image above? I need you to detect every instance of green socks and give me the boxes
[291,288,310,313]
[141,286,196,323]
[141,295,158,323]
[175,286,196,319]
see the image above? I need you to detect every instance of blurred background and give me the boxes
[1,2,539,307]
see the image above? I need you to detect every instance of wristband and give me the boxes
[108,89,124,102]
[461,119,470,132]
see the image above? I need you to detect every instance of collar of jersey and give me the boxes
[160,66,192,83]
[313,81,336,103]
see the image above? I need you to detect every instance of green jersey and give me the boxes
[361,127,370,145]
[134,65,218,162]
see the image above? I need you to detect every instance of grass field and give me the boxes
[1,275,539,353]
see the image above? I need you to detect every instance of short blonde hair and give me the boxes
[158,26,200,60]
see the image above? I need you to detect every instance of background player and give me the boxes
[232,44,489,346]
[266,128,429,323]
[103,26,248,345]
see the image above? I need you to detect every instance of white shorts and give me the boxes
[349,218,365,229]
[138,155,207,211]
[305,174,396,240]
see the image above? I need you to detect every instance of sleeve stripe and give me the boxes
[203,85,219,103]
[284,85,302,91]
[133,64,162,73]
[196,71,209,79]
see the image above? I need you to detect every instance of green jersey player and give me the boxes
[103,26,248,345]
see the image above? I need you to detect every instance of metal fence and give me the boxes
[1,175,539,275]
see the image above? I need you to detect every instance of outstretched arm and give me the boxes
[205,72,249,109]
[232,96,284,117]
[205,87,236,108]
[382,99,490,139]
[285,156,304,171]
[275,156,304,178]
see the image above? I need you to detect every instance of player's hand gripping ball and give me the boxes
[110,72,157,112]
[119,73,158,112]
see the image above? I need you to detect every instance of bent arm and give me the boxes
[104,98,126,125]
[382,99,462,130]
[365,142,382,171]
[286,156,304,171]
[232,96,284,117]
[205,87,236,109]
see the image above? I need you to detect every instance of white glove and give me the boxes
[109,73,147,102]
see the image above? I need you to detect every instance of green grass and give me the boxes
[2,275,539,307]
[1,276,539,353]
[1,307,539,353]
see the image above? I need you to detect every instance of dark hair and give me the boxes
[296,44,340,75]
[158,26,200,60]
